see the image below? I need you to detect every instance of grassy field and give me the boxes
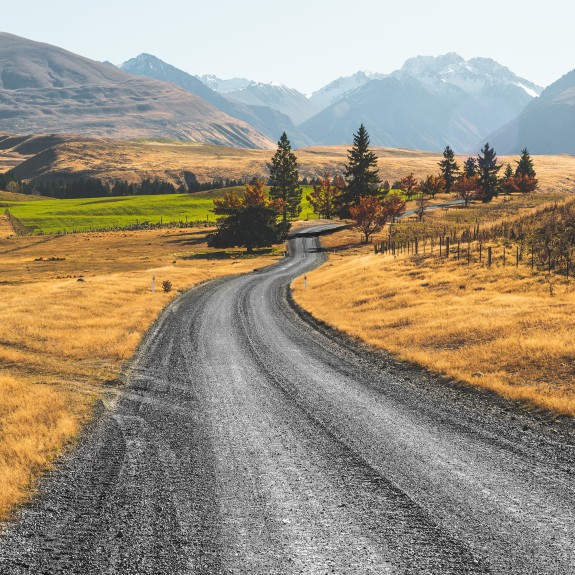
[0,225,281,521]
[1,186,323,235]
[293,193,575,418]
[1,190,237,234]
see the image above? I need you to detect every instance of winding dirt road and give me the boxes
[0,229,574,574]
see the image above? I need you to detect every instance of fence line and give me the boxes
[373,235,573,278]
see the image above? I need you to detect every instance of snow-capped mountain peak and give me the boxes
[392,53,543,96]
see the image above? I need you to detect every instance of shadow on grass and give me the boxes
[165,230,211,246]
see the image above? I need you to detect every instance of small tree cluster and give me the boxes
[207,179,289,253]
[349,193,406,242]
[306,172,344,219]
[436,145,537,205]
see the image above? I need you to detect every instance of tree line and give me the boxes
[0,172,250,200]
[207,125,539,250]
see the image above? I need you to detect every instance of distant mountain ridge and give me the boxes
[0,33,273,148]
[1,33,570,154]
[484,68,575,154]
[309,71,386,110]
[224,82,319,125]
[121,54,312,147]
[198,75,254,93]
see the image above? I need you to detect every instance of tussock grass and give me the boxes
[293,225,575,417]
[0,227,280,520]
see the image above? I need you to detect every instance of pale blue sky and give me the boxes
[1,0,573,93]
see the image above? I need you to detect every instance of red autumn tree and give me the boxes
[399,173,420,200]
[419,174,445,199]
[453,174,480,207]
[382,193,407,222]
[349,196,388,243]
[209,179,289,252]
[512,174,539,194]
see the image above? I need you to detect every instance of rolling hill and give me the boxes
[0,33,273,149]
[4,134,575,196]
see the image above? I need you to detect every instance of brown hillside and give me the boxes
[0,33,273,149]
[3,135,575,194]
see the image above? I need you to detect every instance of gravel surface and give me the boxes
[0,232,574,574]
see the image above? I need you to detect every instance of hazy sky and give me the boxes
[2,0,573,93]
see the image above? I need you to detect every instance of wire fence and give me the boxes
[374,235,574,279]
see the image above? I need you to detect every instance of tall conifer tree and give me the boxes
[438,146,460,193]
[268,133,302,223]
[477,143,501,203]
[515,148,536,178]
[463,157,478,178]
[339,124,380,217]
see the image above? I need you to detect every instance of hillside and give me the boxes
[120,54,311,147]
[3,135,575,194]
[0,33,273,149]
[1,136,447,185]
[486,68,575,154]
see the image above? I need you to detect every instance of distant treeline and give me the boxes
[0,170,322,200]
[0,172,246,199]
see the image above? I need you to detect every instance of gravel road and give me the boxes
[0,230,574,574]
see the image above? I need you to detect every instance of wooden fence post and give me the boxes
[487,247,492,267]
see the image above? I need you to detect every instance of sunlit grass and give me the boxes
[0,226,280,520]
[293,226,575,417]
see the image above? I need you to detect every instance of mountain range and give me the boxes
[120,54,312,148]
[0,32,574,154]
[300,54,544,152]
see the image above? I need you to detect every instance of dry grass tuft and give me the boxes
[0,227,280,520]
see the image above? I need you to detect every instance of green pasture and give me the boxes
[2,186,321,234]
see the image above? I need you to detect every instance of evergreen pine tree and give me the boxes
[515,148,536,178]
[463,157,478,178]
[477,143,502,203]
[504,163,514,181]
[438,146,460,193]
[339,124,380,217]
[268,132,302,222]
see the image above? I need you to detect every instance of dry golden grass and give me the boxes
[293,225,575,417]
[0,226,280,520]
[6,136,575,193]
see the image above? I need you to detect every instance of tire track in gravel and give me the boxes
[0,227,573,574]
